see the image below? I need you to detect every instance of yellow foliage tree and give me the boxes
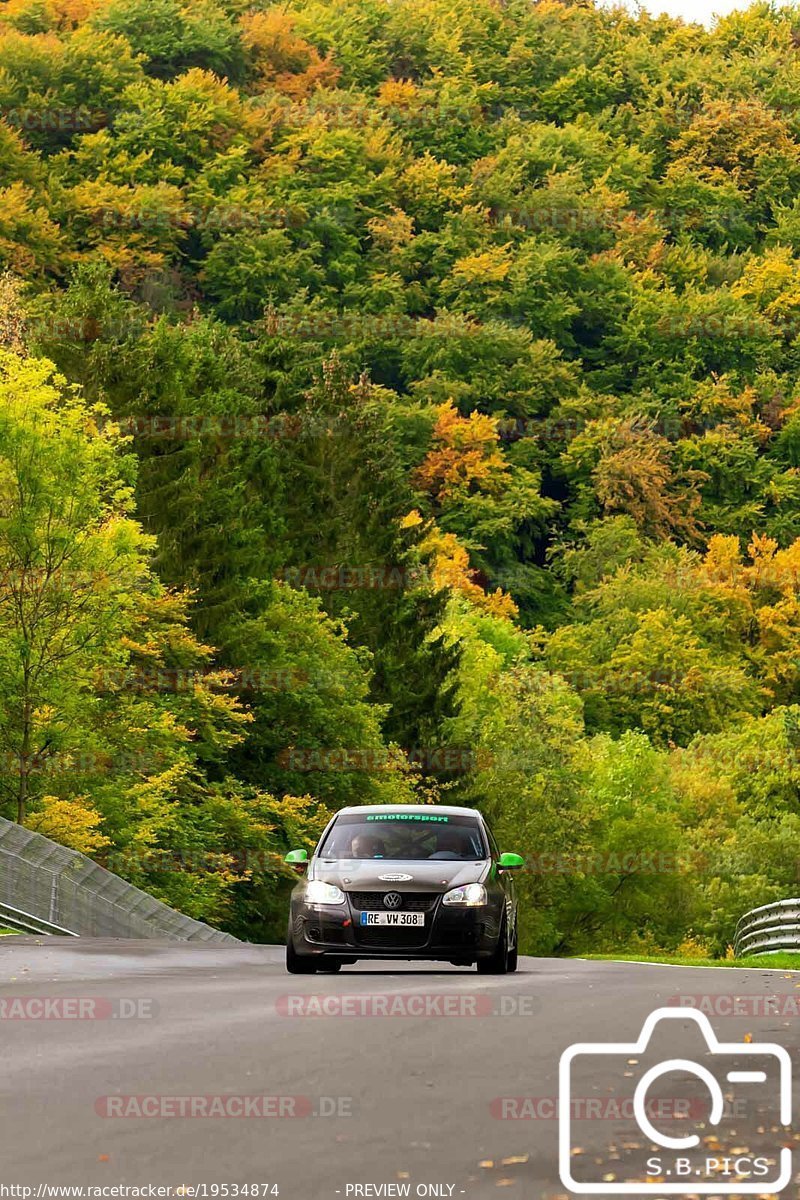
[26,795,111,854]
[411,516,518,619]
[241,10,339,97]
[414,400,509,503]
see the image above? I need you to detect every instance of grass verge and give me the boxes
[577,952,800,970]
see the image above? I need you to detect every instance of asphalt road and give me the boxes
[1,939,799,1199]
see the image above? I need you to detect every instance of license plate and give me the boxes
[360,911,425,926]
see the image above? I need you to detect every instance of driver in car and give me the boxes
[350,834,386,858]
[428,829,469,859]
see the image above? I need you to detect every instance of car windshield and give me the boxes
[319,813,487,861]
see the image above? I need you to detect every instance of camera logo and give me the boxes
[559,1007,792,1194]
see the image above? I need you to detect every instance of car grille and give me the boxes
[354,925,429,948]
[346,891,439,912]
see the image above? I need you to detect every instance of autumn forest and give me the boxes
[0,0,799,953]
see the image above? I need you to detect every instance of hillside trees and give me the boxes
[5,0,800,949]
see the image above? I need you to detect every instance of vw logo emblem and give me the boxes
[383,892,403,909]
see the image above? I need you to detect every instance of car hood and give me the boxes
[309,858,490,891]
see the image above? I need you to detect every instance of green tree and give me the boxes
[91,0,244,80]
[0,351,154,822]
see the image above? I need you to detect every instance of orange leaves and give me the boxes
[419,524,518,619]
[53,0,101,26]
[591,422,705,544]
[411,401,532,619]
[414,400,508,504]
[240,10,339,98]
[0,0,102,30]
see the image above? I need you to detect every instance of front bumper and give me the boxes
[289,892,503,961]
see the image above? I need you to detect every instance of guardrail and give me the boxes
[0,900,78,937]
[734,899,800,958]
[0,815,240,942]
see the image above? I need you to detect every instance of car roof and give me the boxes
[334,804,484,819]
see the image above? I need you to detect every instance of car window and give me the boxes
[319,814,487,860]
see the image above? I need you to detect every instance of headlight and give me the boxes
[442,883,487,907]
[305,880,346,905]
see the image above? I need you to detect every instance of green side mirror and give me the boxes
[498,852,524,870]
[285,849,309,873]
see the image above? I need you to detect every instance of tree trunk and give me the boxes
[16,767,26,825]
[16,695,30,825]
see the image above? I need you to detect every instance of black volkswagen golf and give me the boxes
[285,804,524,974]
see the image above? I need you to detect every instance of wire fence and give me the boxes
[0,815,240,942]
[734,899,800,958]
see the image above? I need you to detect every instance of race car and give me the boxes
[285,804,523,973]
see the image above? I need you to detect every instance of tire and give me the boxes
[317,961,342,973]
[286,928,317,974]
[477,914,509,975]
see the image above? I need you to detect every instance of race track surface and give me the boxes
[1,940,799,1199]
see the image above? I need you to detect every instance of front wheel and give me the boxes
[477,915,509,975]
[286,929,317,974]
